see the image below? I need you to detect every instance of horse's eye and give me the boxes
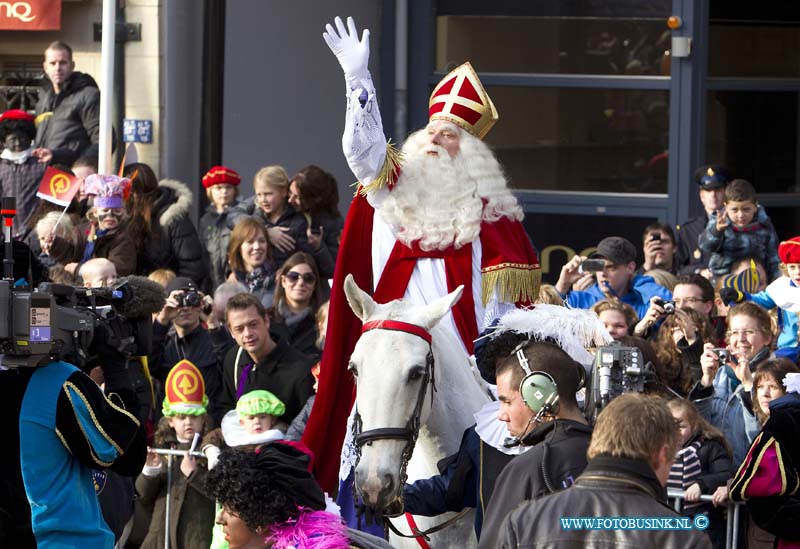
[408,368,424,382]
[348,362,358,378]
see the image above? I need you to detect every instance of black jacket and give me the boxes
[35,71,100,166]
[676,213,711,275]
[216,332,315,425]
[676,433,732,518]
[135,179,208,289]
[198,203,237,291]
[0,158,47,236]
[496,456,712,548]
[479,419,592,547]
[149,321,224,413]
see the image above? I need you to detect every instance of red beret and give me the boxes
[202,165,241,189]
[779,237,800,265]
[0,109,35,123]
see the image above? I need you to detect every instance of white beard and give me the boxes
[377,128,522,252]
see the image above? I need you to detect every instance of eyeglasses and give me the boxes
[284,271,316,285]
[673,297,706,305]
[726,329,758,338]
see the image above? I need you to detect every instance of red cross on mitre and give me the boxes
[428,62,499,139]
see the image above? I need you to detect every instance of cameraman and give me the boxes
[0,244,146,546]
[150,277,223,413]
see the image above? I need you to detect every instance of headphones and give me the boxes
[515,347,560,417]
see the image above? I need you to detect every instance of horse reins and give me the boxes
[352,319,444,545]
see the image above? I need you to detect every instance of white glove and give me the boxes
[203,445,222,470]
[323,16,371,87]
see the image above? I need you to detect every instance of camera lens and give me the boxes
[184,292,200,307]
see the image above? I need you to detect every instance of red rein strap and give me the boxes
[405,513,432,549]
[361,319,432,345]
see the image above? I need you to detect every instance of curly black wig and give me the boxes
[0,118,36,142]
[474,330,530,385]
[205,443,326,531]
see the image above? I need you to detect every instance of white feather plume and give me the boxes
[784,372,800,394]
[490,304,613,365]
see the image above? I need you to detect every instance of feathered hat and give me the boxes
[162,359,208,417]
[236,389,285,419]
[487,304,613,366]
[84,174,131,209]
[429,62,498,139]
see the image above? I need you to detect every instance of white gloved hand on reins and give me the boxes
[323,16,371,88]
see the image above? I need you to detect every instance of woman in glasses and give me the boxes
[690,301,774,467]
[270,252,325,360]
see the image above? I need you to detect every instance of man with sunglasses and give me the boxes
[676,165,732,276]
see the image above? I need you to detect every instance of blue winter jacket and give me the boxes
[564,274,672,319]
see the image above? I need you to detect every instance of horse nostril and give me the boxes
[381,474,395,498]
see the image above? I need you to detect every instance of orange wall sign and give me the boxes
[0,1,61,31]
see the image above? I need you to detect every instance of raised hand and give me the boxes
[323,16,371,85]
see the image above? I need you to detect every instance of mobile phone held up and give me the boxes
[579,259,606,274]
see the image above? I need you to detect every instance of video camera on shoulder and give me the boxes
[0,197,165,369]
[587,341,656,421]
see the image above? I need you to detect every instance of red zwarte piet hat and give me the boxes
[202,165,241,189]
[0,109,34,123]
[779,237,800,265]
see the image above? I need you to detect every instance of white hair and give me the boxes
[377,126,522,251]
[36,211,74,240]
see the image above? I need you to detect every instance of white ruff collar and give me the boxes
[220,409,285,447]
[0,147,32,164]
[473,400,531,456]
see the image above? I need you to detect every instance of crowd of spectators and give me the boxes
[2,38,799,549]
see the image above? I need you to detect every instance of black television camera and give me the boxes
[587,341,656,421]
[0,197,165,370]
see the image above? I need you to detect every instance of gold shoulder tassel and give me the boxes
[354,140,404,196]
[481,264,541,305]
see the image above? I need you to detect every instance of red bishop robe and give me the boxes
[302,191,540,492]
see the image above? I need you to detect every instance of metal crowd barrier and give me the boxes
[667,488,742,549]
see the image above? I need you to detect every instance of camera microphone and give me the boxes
[112,276,167,319]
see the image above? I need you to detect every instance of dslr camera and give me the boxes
[175,290,201,308]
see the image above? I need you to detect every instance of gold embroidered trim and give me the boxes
[64,381,125,467]
[55,427,72,455]
[355,140,403,196]
[481,263,541,305]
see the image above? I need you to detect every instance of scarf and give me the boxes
[237,264,274,294]
[278,302,312,330]
[0,147,32,164]
[668,438,703,512]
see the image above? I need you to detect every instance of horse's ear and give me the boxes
[344,273,376,321]
[420,285,464,330]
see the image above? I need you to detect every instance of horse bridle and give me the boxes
[352,319,437,508]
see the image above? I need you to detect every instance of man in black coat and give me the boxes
[675,165,731,276]
[479,341,593,547]
[495,393,711,548]
[33,41,100,167]
[215,292,314,424]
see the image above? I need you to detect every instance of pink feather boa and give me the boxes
[267,508,351,548]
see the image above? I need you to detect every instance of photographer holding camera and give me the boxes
[151,277,223,418]
[689,302,774,466]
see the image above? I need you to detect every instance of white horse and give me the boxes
[343,274,490,548]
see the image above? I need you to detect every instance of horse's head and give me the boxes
[344,274,463,510]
